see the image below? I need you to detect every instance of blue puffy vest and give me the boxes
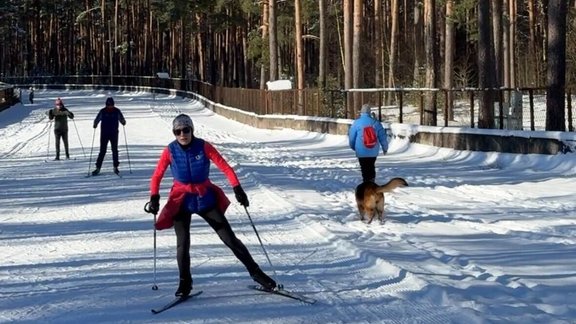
[168,138,216,213]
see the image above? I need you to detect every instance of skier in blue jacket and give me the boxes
[348,104,388,182]
[92,97,126,175]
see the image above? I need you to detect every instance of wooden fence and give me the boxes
[0,75,573,131]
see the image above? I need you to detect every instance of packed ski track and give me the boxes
[1,90,575,323]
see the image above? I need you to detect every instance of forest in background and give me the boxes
[0,0,573,130]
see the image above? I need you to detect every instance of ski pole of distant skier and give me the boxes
[87,128,96,176]
[72,119,86,158]
[144,202,159,290]
[46,121,52,161]
[243,207,278,280]
[122,125,132,174]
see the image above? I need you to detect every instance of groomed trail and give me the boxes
[0,90,575,323]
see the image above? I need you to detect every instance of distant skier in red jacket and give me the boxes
[47,98,74,160]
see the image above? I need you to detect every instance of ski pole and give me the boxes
[87,128,96,176]
[46,121,52,160]
[144,202,159,290]
[243,207,279,281]
[72,118,86,158]
[122,125,132,174]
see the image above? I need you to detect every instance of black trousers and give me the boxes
[54,129,69,158]
[358,157,377,182]
[173,207,260,281]
[96,132,119,168]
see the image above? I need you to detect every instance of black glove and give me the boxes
[233,185,249,207]
[148,194,160,214]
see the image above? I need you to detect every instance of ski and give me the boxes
[151,290,203,314]
[44,158,77,163]
[248,285,316,304]
[85,172,122,178]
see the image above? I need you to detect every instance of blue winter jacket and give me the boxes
[93,107,126,135]
[348,113,388,157]
[168,138,216,213]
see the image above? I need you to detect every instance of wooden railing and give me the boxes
[0,75,573,132]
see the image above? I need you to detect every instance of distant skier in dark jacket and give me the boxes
[28,87,34,104]
[92,97,126,175]
[47,98,74,160]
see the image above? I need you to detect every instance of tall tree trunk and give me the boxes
[491,0,503,87]
[352,0,362,88]
[295,0,305,114]
[477,1,495,129]
[343,0,353,116]
[528,0,537,76]
[260,0,269,89]
[114,0,119,75]
[352,0,363,109]
[413,1,424,86]
[546,0,567,131]
[423,0,437,126]
[374,0,383,87]
[388,0,398,90]
[196,14,205,81]
[180,17,186,80]
[318,0,327,88]
[527,0,544,85]
[444,0,455,120]
[240,23,249,87]
[101,0,107,78]
[503,0,510,88]
[508,0,516,87]
[269,0,278,81]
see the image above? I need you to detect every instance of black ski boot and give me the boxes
[175,278,192,297]
[250,268,277,291]
[91,168,101,176]
[113,167,119,175]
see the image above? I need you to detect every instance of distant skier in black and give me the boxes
[28,87,34,104]
[92,97,126,175]
[47,98,74,160]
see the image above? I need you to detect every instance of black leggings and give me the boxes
[54,129,69,157]
[173,208,259,280]
[95,132,119,168]
[358,156,377,182]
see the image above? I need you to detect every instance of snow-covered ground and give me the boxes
[1,89,575,323]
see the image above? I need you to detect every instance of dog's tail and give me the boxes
[376,177,408,193]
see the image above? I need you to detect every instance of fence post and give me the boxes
[444,89,449,127]
[469,90,475,128]
[398,91,403,124]
[377,90,383,121]
[498,90,504,129]
[567,89,573,132]
[529,89,535,131]
[419,91,424,125]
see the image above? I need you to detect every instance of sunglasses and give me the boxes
[173,127,191,136]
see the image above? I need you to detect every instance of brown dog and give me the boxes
[355,177,408,224]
